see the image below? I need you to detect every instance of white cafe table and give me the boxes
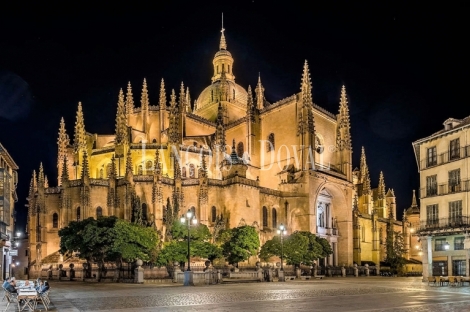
[17,289,38,311]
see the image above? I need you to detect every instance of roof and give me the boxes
[0,142,19,170]
[413,115,470,146]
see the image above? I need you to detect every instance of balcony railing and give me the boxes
[420,145,470,170]
[417,216,470,233]
[420,180,469,198]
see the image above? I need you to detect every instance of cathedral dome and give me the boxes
[196,80,247,111]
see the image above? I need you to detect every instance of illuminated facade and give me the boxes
[25,26,411,272]
[0,142,19,279]
[414,117,470,279]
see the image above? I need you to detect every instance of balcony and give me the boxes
[417,216,470,234]
[420,180,468,198]
[419,145,470,170]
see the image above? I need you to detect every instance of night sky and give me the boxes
[0,3,467,233]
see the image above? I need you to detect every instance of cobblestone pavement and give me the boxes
[2,277,470,311]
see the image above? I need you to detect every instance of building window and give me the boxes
[189,164,196,178]
[435,238,447,251]
[146,160,153,175]
[450,138,460,160]
[99,168,104,179]
[448,169,461,192]
[142,203,148,221]
[426,175,437,196]
[267,133,275,152]
[237,142,244,158]
[96,206,103,218]
[272,208,277,228]
[262,206,268,227]
[449,200,462,225]
[453,260,466,276]
[426,204,438,227]
[211,206,217,223]
[233,89,235,100]
[138,165,143,175]
[427,146,437,167]
[454,237,465,250]
[52,213,58,228]
[182,167,187,178]
[189,206,196,218]
[76,207,81,221]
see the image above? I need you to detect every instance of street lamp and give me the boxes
[180,210,197,272]
[444,242,450,250]
[277,223,287,282]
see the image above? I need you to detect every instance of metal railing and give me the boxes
[419,145,470,170]
[420,180,470,198]
[417,216,470,232]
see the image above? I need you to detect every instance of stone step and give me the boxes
[222,279,260,284]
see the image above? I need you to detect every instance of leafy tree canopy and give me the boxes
[222,225,260,265]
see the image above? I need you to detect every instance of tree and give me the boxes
[155,220,221,267]
[385,230,407,275]
[259,231,332,267]
[222,226,260,265]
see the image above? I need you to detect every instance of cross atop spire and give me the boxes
[220,13,227,50]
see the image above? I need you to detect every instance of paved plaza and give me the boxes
[3,277,470,311]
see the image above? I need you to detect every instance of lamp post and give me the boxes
[181,209,197,285]
[277,223,287,282]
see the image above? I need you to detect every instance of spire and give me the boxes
[38,162,45,186]
[220,69,228,101]
[159,78,166,109]
[168,89,180,144]
[411,189,417,207]
[44,175,49,188]
[255,73,265,110]
[353,194,359,211]
[300,61,315,135]
[115,88,127,144]
[179,82,186,111]
[73,102,86,152]
[126,81,134,116]
[378,171,386,199]
[57,117,70,184]
[174,156,181,179]
[185,87,191,113]
[199,155,208,178]
[32,170,37,192]
[141,78,149,111]
[363,166,371,195]
[220,13,227,50]
[215,102,226,149]
[336,85,352,151]
[61,156,69,183]
[109,155,117,179]
[125,149,133,179]
[81,150,90,179]
[246,85,255,121]
[154,149,161,176]
[230,139,240,164]
[360,146,367,181]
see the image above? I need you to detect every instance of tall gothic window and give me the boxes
[76,207,81,221]
[99,168,104,179]
[52,213,58,228]
[189,164,196,178]
[142,203,148,221]
[272,208,277,228]
[190,206,196,218]
[267,133,275,152]
[211,206,217,223]
[262,206,268,227]
[96,206,103,218]
[182,167,187,178]
[237,142,244,158]
[138,165,143,175]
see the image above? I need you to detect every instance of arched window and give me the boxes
[211,206,217,222]
[189,206,196,219]
[189,164,196,178]
[217,65,219,74]
[211,90,214,102]
[237,142,244,158]
[152,138,157,143]
[52,213,58,228]
[267,133,275,152]
[233,89,235,100]
[146,160,152,175]
[138,165,143,175]
[99,168,104,179]
[182,167,187,178]
[76,207,81,221]
[284,201,289,221]
[272,208,277,228]
[228,65,231,74]
[142,203,148,221]
[96,206,103,218]
[262,206,268,227]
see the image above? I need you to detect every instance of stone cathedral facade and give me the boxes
[26,27,415,272]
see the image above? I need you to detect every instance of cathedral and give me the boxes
[26,26,416,273]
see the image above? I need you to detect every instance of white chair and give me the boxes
[3,289,20,312]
